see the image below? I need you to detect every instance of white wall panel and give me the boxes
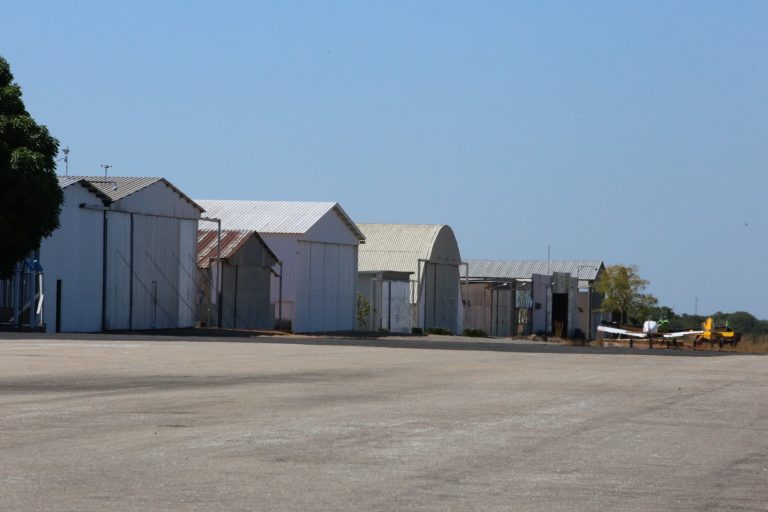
[177,219,198,327]
[131,215,181,329]
[115,181,199,219]
[308,242,325,331]
[293,241,357,332]
[40,184,104,333]
[304,209,360,245]
[264,235,299,328]
[339,244,356,330]
[322,244,339,331]
[294,238,310,331]
[105,212,131,330]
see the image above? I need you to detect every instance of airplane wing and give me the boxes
[662,330,704,338]
[597,325,648,338]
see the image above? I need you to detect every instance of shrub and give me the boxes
[426,327,453,335]
[462,328,487,338]
[356,293,370,330]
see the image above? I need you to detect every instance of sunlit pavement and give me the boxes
[1,334,767,511]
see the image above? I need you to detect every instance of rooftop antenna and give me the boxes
[547,244,551,275]
[100,163,112,179]
[58,146,70,176]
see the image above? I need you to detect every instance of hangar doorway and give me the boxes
[552,293,568,338]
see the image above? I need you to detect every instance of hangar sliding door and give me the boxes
[421,262,459,333]
[296,241,356,332]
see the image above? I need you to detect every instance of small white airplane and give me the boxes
[598,320,703,348]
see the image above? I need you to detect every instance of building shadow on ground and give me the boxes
[2,329,752,358]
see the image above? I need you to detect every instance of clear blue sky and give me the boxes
[3,1,767,317]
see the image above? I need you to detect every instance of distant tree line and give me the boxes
[596,264,767,335]
[645,307,768,336]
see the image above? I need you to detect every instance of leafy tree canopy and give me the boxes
[595,264,657,324]
[0,56,62,278]
[595,264,768,334]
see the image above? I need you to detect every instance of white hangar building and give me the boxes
[40,176,202,333]
[357,224,463,334]
[196,200,365,333]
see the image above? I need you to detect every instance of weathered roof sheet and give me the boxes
[358,223,460,274]
[57,176,81,188]
[465,260,604,281]
[67,176,203,211]
[197,229,278,268]
[58,176,112,203]
[197,200,365,240]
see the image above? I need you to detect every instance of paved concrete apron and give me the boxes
[1,336,767,511]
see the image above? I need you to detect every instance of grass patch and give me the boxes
[733,334,768,354]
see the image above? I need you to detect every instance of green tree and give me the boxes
[595,264,657,324]
[356,292,371,330]
[0,56,62,277]
[719,311,758,333]
[645,305,676,322]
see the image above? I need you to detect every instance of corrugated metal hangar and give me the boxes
[463,260,605,339]
[40,176,202,333]
[358,223,463,334]
[197,200,365,333]
[197,229,278,330]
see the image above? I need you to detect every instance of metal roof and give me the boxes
[197,200,365,240]
[58,176,113,203]
[358,223,460,274]
[58,176,81,188]
[197,229,278,268]
[465,260,604,281]
[67,176,203,211]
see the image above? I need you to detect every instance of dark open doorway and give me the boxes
[552,293,568,338]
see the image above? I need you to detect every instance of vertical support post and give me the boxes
[278,260,283,330]
[490,287,494,337]
[388,280,392,332]
[216,223,222,328]
[35,266,43,328]
[17,261,25,329]
[233,264,239,329]
[101,211,108,331]
[416,260,421,329]
[129,213,134,330]
[587,281,592,341]
[432,263,438,329]
[55,279,62,333]
[152,280,158,329]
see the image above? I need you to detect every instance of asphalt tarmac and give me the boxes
[1,334,767,511]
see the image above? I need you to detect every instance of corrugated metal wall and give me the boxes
[381,281,411,333]
[295,241,357,332]
[218,235,275,330]
[263,235,298,328]
[40,184,104,333]
[532,274,552,334]
[44,181,200,332]
[420,262,460,332]
[102,212,198,330]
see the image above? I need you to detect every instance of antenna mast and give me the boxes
[58,146,70,176]
[100,163,112,179]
